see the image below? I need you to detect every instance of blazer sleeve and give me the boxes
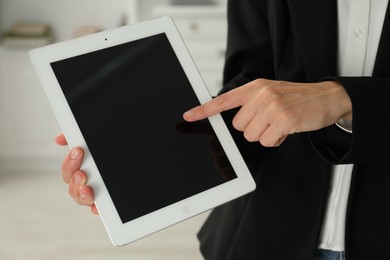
[310,77,390,164]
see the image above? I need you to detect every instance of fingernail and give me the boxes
[70,148,80,160]
[80,189,87,200]
[74,174,82,185]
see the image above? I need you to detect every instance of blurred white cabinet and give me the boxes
[0,49,66,172]
[152,4,227,96]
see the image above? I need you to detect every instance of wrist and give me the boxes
[323,80,353,122]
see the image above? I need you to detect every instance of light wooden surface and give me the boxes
[0,172,208,260]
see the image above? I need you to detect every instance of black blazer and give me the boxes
[198,0,390,259]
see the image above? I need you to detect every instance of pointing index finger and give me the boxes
[183,88,244,122]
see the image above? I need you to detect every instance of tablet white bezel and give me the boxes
[29,16,256,246]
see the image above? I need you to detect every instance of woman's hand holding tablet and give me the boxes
[55,134,97,215]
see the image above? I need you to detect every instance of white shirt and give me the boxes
[318,0,388,251]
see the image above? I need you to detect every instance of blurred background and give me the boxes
[0,0,227,259]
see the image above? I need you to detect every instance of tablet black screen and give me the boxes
[50,33,237,224]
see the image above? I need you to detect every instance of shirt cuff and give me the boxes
[335,118,352,134]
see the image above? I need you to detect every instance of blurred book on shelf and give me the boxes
[72,25,101,38]
[1,22,53,49]
[170,0,216,4]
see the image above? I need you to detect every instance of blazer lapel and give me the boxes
[373,3,390,78]
[287,0,338,82]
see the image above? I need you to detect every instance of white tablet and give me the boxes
[29,16,256,246]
